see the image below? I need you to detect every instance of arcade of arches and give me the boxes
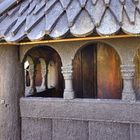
[23,43,140,100]
[24,46,64,97]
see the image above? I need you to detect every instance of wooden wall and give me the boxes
[134,49,140,100]
[73,43,122,99]
[35,61,42,86]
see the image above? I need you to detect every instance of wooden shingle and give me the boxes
[0,0,139,42]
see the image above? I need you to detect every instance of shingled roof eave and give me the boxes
[0,0,140,43]
[0,0,22,16]
[0,34,139,46]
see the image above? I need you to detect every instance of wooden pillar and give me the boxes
[0,46,24,140]
[61,65,74,99]
[40,58,47,90]
[28,64,36,94]
[121,64,136,101]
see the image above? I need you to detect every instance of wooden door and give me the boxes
[73,43,122,99]
[134,49,140,100]
[97,43,122,99]
[73,44,97,98]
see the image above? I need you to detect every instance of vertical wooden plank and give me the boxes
[73,43,122,99]
[89,122,130,140]
[0,46,23,140]
[35,61,42,86]
[82,45,96,98]
[93,46,97,98]
[22,118,52,140]
[97,43,122,99]
[39,119,52,140]
[53,119,88,140]
[22,118,40,140]
[134,49,140,100]
[73,44,97,98]
[73,49,82,98]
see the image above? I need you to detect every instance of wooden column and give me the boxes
[62,65,74,99]
[121,65,136,101]
[40,58,47,90]
[28,64,36,94]
[0,46,24,140]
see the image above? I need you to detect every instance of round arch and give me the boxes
[73,42,122,99]
[39,58,47,90]
[23,46,64,97]
[72,40,123,63]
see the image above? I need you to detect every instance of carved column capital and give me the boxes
[121,65,135,80]
[61,65,73,80]
[120,64,136,101]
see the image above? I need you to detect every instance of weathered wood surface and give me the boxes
[96,9,120,35]
[73,44,97,98]
[0,0,139,42]
[70,10,94,37]
[0,0,20,16]
[45,2,64,34]
[97,43,122,99]
[20,98,140,140]
[134,49,140,100]
[22,118,52,140]
[73,43,122,99]
[0,46,24,140]
[50,13,69,39]
[35,62,42,86]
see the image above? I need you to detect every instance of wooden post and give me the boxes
[0,46,24,140]
[61,65,75,99]
[28,64,36,94]
[40,58,47,90]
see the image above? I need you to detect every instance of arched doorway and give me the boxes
[134,49,140,100]
[73,43,122,99]
[23,46,64,97]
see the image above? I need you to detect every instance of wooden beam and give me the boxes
[19,34,140,46]
[0,34,140,46]
[0,42,19,46]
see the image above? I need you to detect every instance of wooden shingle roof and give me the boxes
[0,0,140,42]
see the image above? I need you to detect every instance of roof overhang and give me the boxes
[0,0,140,43]
[0,34,140,46]
[0,0,20,16]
